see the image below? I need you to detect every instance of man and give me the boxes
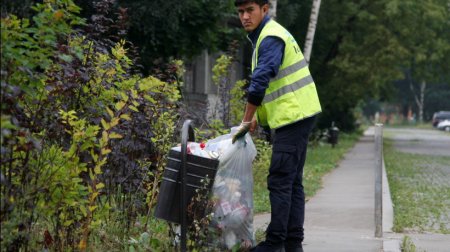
[231,0,322,251]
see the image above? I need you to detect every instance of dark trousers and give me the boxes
[263,116,316,250]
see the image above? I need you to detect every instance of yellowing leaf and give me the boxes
[115,101,126,111]
[102,131,108,144]
[94,165,102,174]
[63,220,73,226]
[106,107,114,118]
[120,114,131,121]
[120,92,129,102]
[53,10,64,21]
[80,205,87,217]
[96,183,105,190]
[90,192,99,201]
[109,132,123,139]
[101,148,111,155]
[101,119,109,130]
[110,118,120,128]
[129,105,139,112]
[89,170,95,180]
[79,239,87,250]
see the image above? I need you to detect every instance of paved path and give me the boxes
[254,128,383,251]
[254,127,450,251]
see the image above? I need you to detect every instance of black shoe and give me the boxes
[284,246,303,252]
[284,241,303,252]
[250,241,284,252]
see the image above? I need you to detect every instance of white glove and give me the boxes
[232,121,251,143]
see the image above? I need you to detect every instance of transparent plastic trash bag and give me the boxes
[208,129,257,250]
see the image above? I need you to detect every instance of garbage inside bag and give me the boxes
[169,129,257,250]
[208,129,257,250]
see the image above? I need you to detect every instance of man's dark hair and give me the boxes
[234,0,269,7]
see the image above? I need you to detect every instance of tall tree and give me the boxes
[268,0,278,19]
[303,0,321,62]
[74,0,240,72]
[277,0,449,130]
[385,0,450,122]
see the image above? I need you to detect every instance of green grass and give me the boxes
[382,122,434,130]
[401,236,424,252]
[252,132,361,213]
[384,139,450,234]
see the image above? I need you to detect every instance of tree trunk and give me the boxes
[304,0,322,62]
[409,76,426,123]
[268,0,277,19]
[418,80,426,123]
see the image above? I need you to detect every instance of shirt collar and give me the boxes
[247,15,271,46]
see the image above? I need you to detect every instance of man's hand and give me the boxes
[232,117,257,143]
[232,121,251,143]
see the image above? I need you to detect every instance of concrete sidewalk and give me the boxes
[253,128,389,251]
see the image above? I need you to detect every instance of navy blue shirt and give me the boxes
[247,15,285,106]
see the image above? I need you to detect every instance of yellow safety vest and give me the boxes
[252,19,322,129]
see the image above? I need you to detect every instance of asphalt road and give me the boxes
[384,127,450,156]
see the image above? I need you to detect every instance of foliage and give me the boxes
[1,0,182,250]
[401,236,421,252]
[71,0,241,72]
[212,54,234,127]
[210,41,247,130]
[276,0,450,131]
[230,79,248,126]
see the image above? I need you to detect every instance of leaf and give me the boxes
[79,239,87,250]
[120,114,131,121]
[106,107,114,118]
[120,92,129,102]
[91,151,98,162]
[89,205,97,212]
[110,118,120,128]
[94,165,102,174]
[101,131,108,146]
[63,220,73,226]
[90,192,99,201]
[101,148,111,155]
[89,169,95,180]
[109,132,123,139]
[101,119,110,130]
[80,205,87,217]
[144,95,156,104]
[115,101,126,111]
[129,105,139,112]
[96,183,105,190]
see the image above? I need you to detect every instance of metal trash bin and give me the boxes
[154,120,219,251]
[154,149,219,224]
[327,121,339,148]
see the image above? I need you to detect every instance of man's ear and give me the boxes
[262,4,269,14]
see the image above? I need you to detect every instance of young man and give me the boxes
[232,0,322,251]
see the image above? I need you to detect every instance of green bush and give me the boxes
[1,1,182,250]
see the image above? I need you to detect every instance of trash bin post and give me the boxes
[328,121,339,148]
[180,120,195,252]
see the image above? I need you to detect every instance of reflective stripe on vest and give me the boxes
[252,19,321,129]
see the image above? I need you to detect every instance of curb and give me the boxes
[381,136,402,252]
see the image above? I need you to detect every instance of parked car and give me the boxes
[432,111,450,127]
[437,120,450,132]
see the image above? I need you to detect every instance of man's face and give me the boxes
[237,2,268,32]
